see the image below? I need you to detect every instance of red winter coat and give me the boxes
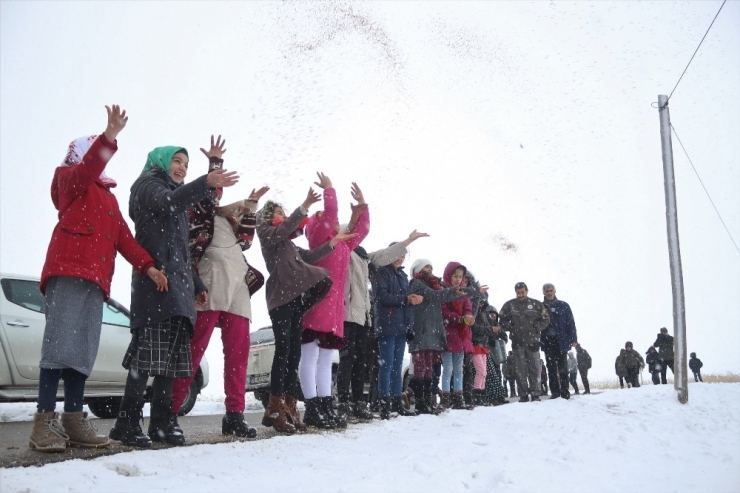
[441,261,474,354]
[40,135,155,299]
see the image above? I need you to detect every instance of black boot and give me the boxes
[302,398,333,429]
[379,397,394,420]
[337,401,353,424]
[109,396,151,448]
[410,379,432,414]
[222,412,257,438]
[352,400,375,420]
[320,396,347,429]
[148,398,185,445]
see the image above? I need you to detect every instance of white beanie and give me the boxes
[411,258,433,276]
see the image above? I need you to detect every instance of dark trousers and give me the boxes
[693,371,703,382]
[431,362,442,396]
[542,336,569,397]
[659,359,674,384]
[578,368,590,393]
[504,375,517,396]
[626,367,640,388]
[37,368,87,413]
[463,354,475,403]
[618,375,625,388]
[569,371,579,392]
[337,322,368,402]
[651,371,661,385]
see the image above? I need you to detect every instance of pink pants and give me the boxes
[472,354,487,389]
[171,310,250,413]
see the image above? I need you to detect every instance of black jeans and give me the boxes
[268,279,332,396]
[337,321,368,402]
[542,335,569,397]
[578,367,591,393]
[693,371,703,382]
[659,359,674,384]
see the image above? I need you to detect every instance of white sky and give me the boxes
[2,384,739,492]
[1,1,739,381]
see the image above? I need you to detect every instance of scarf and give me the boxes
[414,272,442,291]
[143,146,188,173]
[61,135,117,187]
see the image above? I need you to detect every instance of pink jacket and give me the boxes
[302,187,369,336]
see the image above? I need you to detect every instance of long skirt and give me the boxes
[484,354,506,402]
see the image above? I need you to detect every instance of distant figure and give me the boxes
[653,327,675,384]
[567,352,579,394]
[689,352,704,382]
[574,343,592,394]
[618,342,644,388]
[646,346,661,385]
[615,352,628,389]
[503,351,518,398]
[540,359,548,395]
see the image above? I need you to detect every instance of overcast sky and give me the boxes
[1,1,738,380]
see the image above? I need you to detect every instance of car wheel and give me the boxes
[177,369,203,416]
[87,396,122,419]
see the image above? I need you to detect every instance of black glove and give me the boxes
[406,328,415,342]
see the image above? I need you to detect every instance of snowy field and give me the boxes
[2,383,738,493]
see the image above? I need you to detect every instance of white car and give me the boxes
[0,273,208,418]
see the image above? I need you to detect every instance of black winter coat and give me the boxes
[646,351,661,373]
[654,333,675,361]
[129,168,210,330]
[689,357,703,372]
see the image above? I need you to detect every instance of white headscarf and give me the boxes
[61,135,116,187]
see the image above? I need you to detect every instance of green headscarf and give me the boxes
[142,146,188,173]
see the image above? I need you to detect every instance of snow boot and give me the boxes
[62,411,110,448]
[440,392,452,410]
[519,395,530,403]
[148,398,185,446]
[284,395,307,432]
[302,398,333,429]
[394,396,417,417]
[379,397,395,420]
[531,395,542,402]
[262,394,296,433]
[320,396,347,428]
[222,412,257,438]
[109,397,151,448]
[337,401,353,423]
[452,391,474,410]
[410,379,432,415]
[352,400,375,420]
[29,411,69,453]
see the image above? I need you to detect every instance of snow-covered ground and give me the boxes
[2,383,738,493]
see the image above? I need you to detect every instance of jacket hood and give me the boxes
[443,261,466,285]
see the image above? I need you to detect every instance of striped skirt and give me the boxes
[122,316,193,378]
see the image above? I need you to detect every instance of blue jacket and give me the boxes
[541,298,577,354]
[373,264,413,338]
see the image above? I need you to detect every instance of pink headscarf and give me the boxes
[61,135,117,187]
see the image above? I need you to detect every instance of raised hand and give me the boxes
[248,186,270,202]
[479,284,489,295]
[349,202,368,225]
[329,230,359,247]
[146,267,169,292]
[350,182,365,204]
[200,135,227,160]
[206,168,239,188]
[103,104,128,142]
[302,187,321,210]
[314,172,332,189]
[407,230,430,242]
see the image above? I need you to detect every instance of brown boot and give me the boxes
[29,412,69,453]
[284,395,307,431]
[262,394,295,434]
[440,392,452,410]
[62,411,110,448]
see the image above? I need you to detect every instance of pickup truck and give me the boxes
[0,273,208,418]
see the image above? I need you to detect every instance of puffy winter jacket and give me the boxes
[374,264,413,338]
[654,333,675,361]
[689,357,703,372]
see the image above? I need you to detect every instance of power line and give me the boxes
[667,0,727,102]
[670,123,740,255]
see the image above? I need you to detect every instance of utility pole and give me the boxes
[657,94,688,404]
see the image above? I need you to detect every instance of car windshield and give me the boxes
[251,327,274,345]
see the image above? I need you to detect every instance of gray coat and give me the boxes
[128,168,210,330]
[344,243,409,326]
[408,277,474,353]
[257,205,332,311]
